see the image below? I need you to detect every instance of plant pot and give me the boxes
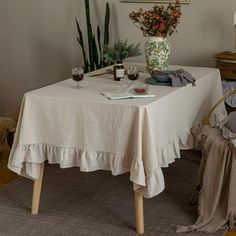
[145,36,171,72]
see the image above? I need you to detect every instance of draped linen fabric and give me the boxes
[8,64,226,198]
[177,125,236,233]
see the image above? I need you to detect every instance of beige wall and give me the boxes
[0,0,235,117]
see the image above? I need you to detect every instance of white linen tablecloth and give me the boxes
[8,64,226,198]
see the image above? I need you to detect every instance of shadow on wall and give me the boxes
[170,51,216,68]
[29,35,72,88]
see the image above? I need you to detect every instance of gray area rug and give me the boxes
[0,150,224,236]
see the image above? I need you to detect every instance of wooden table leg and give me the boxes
[31,162,45,215]
[135,191,144,234]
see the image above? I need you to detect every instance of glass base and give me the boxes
[74,82,83,89]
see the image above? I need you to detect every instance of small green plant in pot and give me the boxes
[103,39,142,64]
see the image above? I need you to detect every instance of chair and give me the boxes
[177,89,236,233]
[0,118,16,152]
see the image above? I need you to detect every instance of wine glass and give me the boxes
[72,67,84,88]
[127,67,139,81]
[120,77,129,90]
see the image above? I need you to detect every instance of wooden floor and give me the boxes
[0,142,235,235]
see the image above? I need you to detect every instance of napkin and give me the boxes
[169,69,196,87]
[154,69,196,87]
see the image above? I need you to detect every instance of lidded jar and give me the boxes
[113,61,125,81]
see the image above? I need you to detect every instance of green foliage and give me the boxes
[76,0,110,73]
[103,39,142,64]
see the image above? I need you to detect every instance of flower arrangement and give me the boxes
[129,1,181,38]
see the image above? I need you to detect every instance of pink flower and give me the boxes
[159,22,166,32]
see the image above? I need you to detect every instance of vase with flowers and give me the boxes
[129,1,181,71]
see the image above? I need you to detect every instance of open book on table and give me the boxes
[101,83,156,100]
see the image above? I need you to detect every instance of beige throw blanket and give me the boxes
[177,125,236,233]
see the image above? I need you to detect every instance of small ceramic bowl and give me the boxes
[151,71,172,83]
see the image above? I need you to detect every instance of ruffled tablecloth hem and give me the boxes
[8,144,133,179]
[8,127,198,198]
[8,143,167,198]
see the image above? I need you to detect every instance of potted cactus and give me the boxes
[76,0,110,73]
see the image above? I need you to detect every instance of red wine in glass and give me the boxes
[128,74,139,80]
[72,67,84,88]
[72,74,84,81]
[127,67,139,81]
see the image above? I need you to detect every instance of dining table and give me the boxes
[8,62,226,234]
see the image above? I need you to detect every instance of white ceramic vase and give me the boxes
[145,36,171,71]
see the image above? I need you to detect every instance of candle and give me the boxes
[234,12,236,27]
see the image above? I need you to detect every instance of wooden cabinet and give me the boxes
[214,52,236,80]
